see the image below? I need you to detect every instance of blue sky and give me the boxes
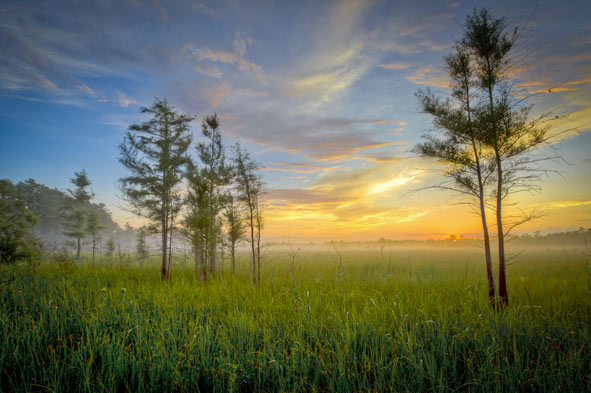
[0,0,589,240]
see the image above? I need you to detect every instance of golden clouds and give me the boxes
[368,171,421,194]
[314,141,404,162]
[396,211,429,224]
[262,159,437,239]
[549,200,591,209]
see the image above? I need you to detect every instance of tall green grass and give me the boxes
[1,247,589,392]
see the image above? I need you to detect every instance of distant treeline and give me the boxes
[310,229,591,248]
[2,178,135,252]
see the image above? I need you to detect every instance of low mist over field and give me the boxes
[1,0,590,391]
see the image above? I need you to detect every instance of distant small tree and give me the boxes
[136,227,150,263]
[63,170,93,260]
[86,210,103,265]
[119,98,193,279]
[106,235,115,262]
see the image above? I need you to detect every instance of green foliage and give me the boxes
[223,193,245,272]
[119,98,193,278]
[62,205,87,243]
[136,227,150,261]
[224,195,245,245]
[119,98,192,224]
[16,178,120,250]
[233,142,264,284]
[0,248,589,392]
[194,114,232,273]
[68,170,94,203]
[86,211,104,241]
[415,8,561,308]
[62,170,94,259]
[0,179,39,263]
[184,162,210,279]
[106,236,116,262]
[87,210,104,264]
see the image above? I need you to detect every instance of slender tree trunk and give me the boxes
[495,152,508,307]
[485,72,508,308]
[249,207,256,285]
[220,231,224,273]
[193,231,201,276]
[161,199,168,279]
[207,141,217,276]
[211,238,217,275]
[231,240,236,273]
[256,204,261,285]
[472,140,497,307]
[480,193,497,306]
[168,214,173,278]
[463,73,497,307]
[200,229,206,282]
[92,235,96,266]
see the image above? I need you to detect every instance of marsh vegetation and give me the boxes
[1,246,589,392]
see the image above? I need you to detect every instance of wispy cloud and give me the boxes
[116,91,137,108]
[184,33,266,84]
[220,115,406,163]
[263,162,333,173]
[406,66,449,88]
[76,83,96,97]
[549,200,591,209]
[153,0,169,22]
[192,64,223,78]
[380,62,411,70]
[370,11,453,54]
[188,46,259,72]
[37,74,58,90]
[281,0,377,108]
[368,171,421,194]
[263,167,328,174]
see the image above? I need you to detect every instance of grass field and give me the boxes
[1,245,590,392]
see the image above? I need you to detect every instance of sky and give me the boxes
[0,0,589,241]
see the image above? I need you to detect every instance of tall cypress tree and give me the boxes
[119,98,192,279]
[195,114,232,276]
[415,46,497,307]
